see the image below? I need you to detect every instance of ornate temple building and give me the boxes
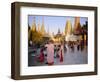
[54,28,63,43]
[73,17,87,46]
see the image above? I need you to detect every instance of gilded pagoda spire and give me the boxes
[31,17,36,31]
[65,20,72,36]
[41,17,45,35]
[73,17,82,34]
[74,17,80,30]
[37,20,41,32]
[47,26,50,35]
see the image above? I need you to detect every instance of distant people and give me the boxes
[56,45,60,58]
[45,40,54,65]
[80,40,84,51]
[65,43,69,52]
[43,45,47,56]
[70,43,74,52]
[77,40,80,51]
[54,45,57,58]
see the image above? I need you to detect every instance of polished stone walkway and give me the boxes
[28,46,87,66]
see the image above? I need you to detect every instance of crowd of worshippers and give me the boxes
[35,40,85,65]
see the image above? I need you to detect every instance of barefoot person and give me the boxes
[45,40,54,65]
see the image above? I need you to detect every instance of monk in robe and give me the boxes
[59,44,64,62]
[38,49,44,62]
[45,41,54,65]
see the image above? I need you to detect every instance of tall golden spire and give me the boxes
[31,17,36,31]
[73,17,82,34]
[37,20,40,32]
[74,17,80,31]
[47,26,50,35]
[65,20,72,36]
[41,17,45,34]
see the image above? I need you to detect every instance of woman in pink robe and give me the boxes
[59,44,64,62]
[45,41,54,65]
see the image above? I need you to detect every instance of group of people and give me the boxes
[37,40,86,65]
[38,40,64,65]
[65,40,85,52]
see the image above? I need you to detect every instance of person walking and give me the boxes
[38,48,44,62]
[77,40,80,51]
[45,40,54,65]
[59,43,64,62]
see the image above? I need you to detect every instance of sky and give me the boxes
[28,15,88,34]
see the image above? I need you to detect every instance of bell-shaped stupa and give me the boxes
[73,17,81,34]
[65,20,72,36]
[31,17,36,31]
[41,17,45,35]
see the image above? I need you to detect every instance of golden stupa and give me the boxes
[74,17,80,32]
[65,20,72,36]
[31,17,36,31]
